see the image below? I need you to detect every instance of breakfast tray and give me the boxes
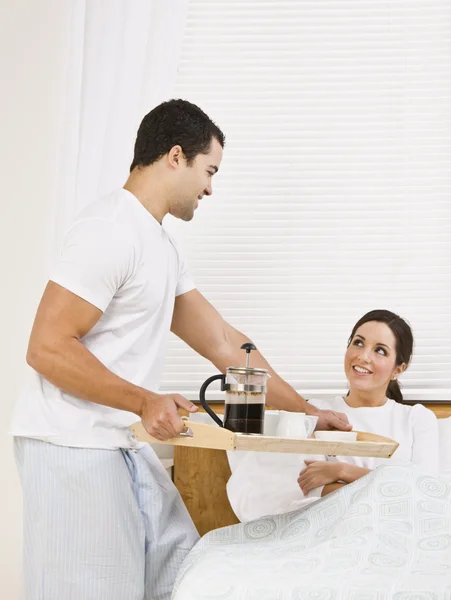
[130,419,399,458]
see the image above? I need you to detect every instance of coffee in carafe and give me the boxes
[223,392,265,434]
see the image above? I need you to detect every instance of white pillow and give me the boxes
[438,417,451,482]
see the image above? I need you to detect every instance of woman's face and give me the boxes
[344,320,405,395]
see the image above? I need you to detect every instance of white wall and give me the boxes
[0,1,70,595]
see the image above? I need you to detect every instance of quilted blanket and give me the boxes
[172,465,451,599]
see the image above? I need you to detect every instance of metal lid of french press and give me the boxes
[225,343,268,392]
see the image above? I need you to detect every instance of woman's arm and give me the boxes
[336,463,371,483]
[319,464,371,497]
[321,482,347,496]
[298,460,371,497]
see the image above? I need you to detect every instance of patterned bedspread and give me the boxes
[172,465,451,599]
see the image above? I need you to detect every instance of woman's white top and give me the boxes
[226,396,439,522]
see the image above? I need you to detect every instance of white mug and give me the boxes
[263,410,280,436]
[276,411,318,439]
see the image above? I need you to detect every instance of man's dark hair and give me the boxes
[130,99,225,171]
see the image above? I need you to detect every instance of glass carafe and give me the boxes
[199,343,269,435]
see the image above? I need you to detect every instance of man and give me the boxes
[11,99,350,599]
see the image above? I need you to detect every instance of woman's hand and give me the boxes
[297,461,343,495]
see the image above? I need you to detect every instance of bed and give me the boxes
[171,404,451,599]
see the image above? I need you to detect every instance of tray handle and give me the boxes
[130,419,236,451]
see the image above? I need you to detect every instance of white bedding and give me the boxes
[172,464,451,599]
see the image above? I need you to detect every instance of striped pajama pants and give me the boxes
[14,437,199,600]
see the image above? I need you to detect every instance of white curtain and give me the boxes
[52,0,189,252]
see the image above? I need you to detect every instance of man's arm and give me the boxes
[171,289,351,430]
[171,289,309,412]
[26,281,197,440]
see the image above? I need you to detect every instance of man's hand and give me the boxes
[297,461,343,495]
[140,393,198,441]
[306,405,352,431]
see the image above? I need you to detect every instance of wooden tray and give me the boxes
[130,420,399,458]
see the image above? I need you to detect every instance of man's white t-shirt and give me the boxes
[226,396,440,522]
[10,189,195,449]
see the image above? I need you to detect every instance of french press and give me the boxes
[199,343,269,435]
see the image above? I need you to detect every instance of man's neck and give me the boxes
[123,167,170,224]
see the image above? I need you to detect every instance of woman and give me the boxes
[297,309,439,500]
[227,310,439,521]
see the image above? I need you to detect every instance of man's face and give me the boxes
[169,137,223,221]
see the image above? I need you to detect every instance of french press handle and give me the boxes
[199,374,226,427]
[240,342,257,367]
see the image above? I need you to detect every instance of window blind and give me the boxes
[160,0,451,402]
